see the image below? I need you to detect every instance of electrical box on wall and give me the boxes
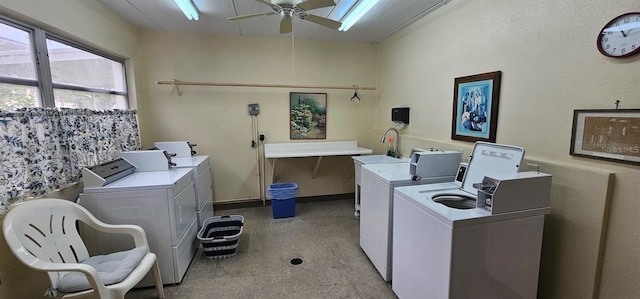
[248,103,260,115]
[392,107,410,124]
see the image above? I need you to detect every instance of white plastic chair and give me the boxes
[2,198,165,299]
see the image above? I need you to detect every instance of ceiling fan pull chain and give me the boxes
[291,29,296,84]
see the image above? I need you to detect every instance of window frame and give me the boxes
[0,15,129,109]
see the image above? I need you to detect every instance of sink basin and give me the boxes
[433,194,476,209]
[352,155,409,165]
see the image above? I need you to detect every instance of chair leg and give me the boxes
[151,261,165,299]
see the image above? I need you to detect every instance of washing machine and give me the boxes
[391,142,551,299]
[359,150,461,281]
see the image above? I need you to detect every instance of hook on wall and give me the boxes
[615,100,620,109]
[173,79,183,96]
[350,85,361,102]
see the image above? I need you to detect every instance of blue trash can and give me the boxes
[268,183,298,219]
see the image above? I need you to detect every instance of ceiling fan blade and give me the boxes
[297,0,336,11]
[228,12,276,21]
[303,14,341,30]
[280,17,293,34]
[254,0,281,9]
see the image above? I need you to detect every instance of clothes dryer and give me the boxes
[172,156,214,229]
[78,157,199,287]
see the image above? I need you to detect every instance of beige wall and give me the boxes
[376,0,640,298]
[139,31,378,202]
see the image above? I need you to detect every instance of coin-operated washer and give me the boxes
[392,142,552,299]
[360,150,461,281]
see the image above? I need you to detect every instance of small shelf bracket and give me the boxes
[311,156,323,178]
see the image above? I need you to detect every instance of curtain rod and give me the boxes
[156,80,376,95]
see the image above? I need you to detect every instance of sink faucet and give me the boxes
[380,128,401,158]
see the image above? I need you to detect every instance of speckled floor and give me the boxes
[125,199,397,299]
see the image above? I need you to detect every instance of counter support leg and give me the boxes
[270,158,277,183]
[312,156,323,178]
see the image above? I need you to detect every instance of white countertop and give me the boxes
[265,141,372,158]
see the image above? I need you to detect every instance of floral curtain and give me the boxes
[0,108,140,211]
[59,109,140,179]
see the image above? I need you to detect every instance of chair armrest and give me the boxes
[82,217,149,248]
[91,222,149,248]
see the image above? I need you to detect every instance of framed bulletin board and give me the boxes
[570,109,640,165]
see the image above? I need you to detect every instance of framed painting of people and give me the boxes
[451,71,501,143]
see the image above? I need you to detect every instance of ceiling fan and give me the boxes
[228,0,342,34]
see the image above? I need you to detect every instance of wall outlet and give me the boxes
[259,131,266,141]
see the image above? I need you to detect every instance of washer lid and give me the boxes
[460,142,525,196]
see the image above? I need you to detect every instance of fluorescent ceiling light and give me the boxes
[339,0,381,31]
[334,0,358,21]
[174,0,199,21]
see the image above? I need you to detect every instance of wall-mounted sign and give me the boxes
[570,109,640,165]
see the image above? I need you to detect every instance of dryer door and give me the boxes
[171,175,197,245]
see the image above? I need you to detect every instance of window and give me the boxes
[0,21,39,109]
[0,17,128,110]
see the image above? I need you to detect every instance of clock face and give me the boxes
[597,12,640,58]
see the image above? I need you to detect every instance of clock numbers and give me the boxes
[597,12,640,58]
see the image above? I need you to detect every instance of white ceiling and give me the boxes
[97,0,449,43]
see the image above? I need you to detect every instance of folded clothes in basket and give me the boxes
[197,215,244,259]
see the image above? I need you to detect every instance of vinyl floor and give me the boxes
[125,198,397,299]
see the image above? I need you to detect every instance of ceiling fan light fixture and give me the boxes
[174,0,199,21]
[339,0,381,31]
[333,0,358,20]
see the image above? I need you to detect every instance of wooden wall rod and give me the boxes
[156,80,376,91]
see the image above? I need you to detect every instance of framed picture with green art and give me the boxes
[290,92,327,139]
